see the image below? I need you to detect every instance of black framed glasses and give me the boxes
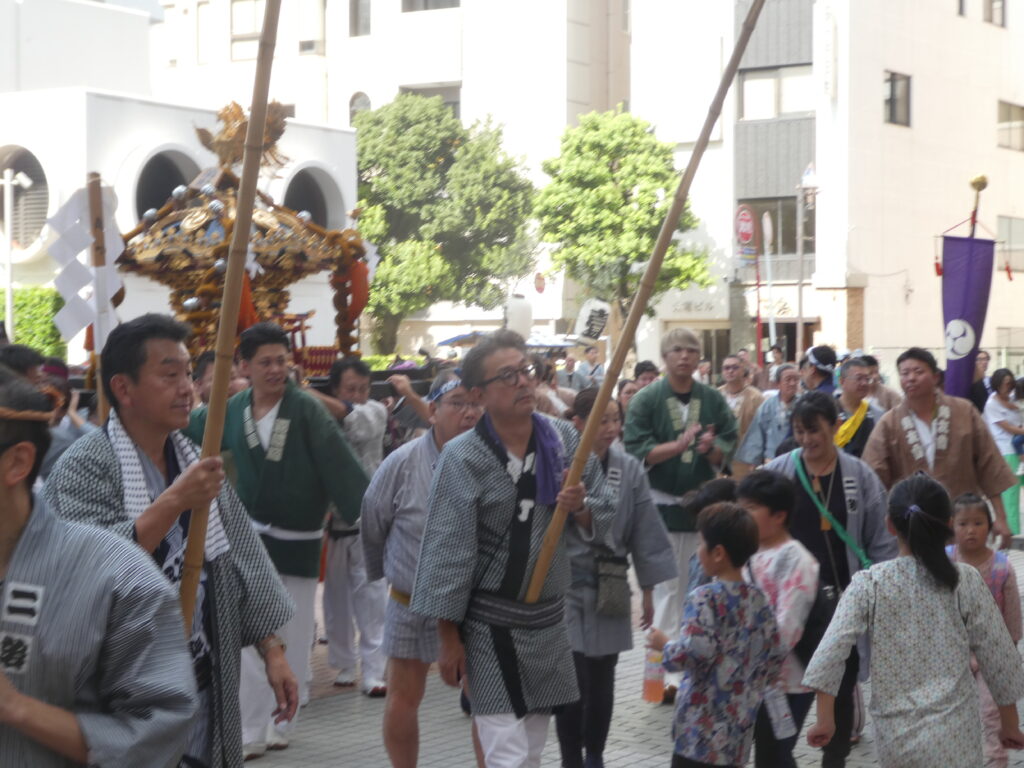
[480,364,538,388]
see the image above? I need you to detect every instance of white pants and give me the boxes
[322,533,387,684]
[475,713,550,768]
[240,575,317,745]
[652,531,700,688]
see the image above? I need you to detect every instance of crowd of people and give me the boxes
[2,316,1024,768]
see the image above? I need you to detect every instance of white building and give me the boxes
[633,0,1024,373]
[8,0,1023,372]
[0,0,359,359]
[816,0,1024,370]
[151,0,638,354]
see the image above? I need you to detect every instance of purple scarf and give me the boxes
[481,412,564,506]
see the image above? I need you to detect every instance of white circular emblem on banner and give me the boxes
[945,319,976,360]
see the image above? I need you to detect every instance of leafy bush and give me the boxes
[5,287,66,357]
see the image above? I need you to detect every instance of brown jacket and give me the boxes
[862,392,1016,499]
[719,384,764,477]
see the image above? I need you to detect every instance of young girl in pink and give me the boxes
[948,493,1023,768]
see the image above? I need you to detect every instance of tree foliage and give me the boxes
[5,287,66,357]
[355,94,535,352]
[534,109,712,324]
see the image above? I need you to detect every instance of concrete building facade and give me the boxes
[0,0,359,358]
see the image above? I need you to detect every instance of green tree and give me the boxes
[534,108,712,342]
[4,287,66,357]
[355,94,535,353]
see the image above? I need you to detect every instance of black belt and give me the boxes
[465,591,564,630]
[328,527,360,540]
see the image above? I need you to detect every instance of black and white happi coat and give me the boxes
[410,414,615,717]
[0,496,198,767]
[564,443,677,658]
[43,425,294,768]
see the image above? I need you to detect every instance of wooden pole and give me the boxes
[86,172,111,423]
[525,0,768,603]
[179,0,282,631]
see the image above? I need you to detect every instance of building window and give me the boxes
[884,71,911,126]
[998,216,1024,271]
[231,0,264,60]
[985,0,1007,26]
[998,101,1024,150]
[297,0,325,54]
[349,92,371,125]
[736,197,815,257]
[350,0,370,36]
[400,84,461,119]
[402,0,459,11]
[739,66,814,120]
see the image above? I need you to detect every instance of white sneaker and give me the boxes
[243,742,266,761]
[334,669,357,687]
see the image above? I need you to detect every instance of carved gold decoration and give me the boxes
[118,104,368,361]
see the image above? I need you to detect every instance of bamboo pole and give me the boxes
[525,0,768,603]
[179,0,282,631]
[86,172,111,423]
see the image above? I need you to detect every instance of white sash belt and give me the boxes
[251,520,324,541]
[650,489,686,507]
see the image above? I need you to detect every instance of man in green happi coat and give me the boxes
[623,327,736,698]
[187,322,368,758]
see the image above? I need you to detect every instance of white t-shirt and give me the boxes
[255,400,282,450]
[911,413,936,469]
[984,393,1022,455]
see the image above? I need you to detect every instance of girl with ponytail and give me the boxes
[802,472,1024,766]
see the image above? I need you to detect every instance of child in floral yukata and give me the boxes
[738,470,819,768]
[648,502,784,768]
[948,492,1023,768]
[805,474,1024,768]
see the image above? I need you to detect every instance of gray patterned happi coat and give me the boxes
[410,415,615,716]
[564,444,677,658]
[1,497,198,767]
[43,429,294,768]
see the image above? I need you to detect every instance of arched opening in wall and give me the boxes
[135,151,200,219]
[349,92,371,126]
[0,146,49,251]
[283,168,335,227]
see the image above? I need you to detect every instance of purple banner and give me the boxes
[942,235,995,399]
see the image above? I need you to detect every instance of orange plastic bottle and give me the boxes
[642,648,665,702]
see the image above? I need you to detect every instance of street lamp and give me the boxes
[795,162,817,360]
[1,167,33,342]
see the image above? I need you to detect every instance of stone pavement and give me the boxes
[251,549,1024,768]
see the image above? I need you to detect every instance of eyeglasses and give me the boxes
[441,400,484,412]
[480,364,538,387]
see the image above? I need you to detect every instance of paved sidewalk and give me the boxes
[251,550,1024,767]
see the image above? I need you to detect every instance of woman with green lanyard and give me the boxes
[764,391,897,768]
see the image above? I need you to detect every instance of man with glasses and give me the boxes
[185,322,368,758]
[834,358,884,459]
[410,330,614,768]
[623,327,737,701]
[861,355,901,413]
[362,370,483,768]
[718,353,763,477]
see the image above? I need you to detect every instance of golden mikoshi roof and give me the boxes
[118,175,357,290]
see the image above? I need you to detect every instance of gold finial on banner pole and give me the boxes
[970,175,987,239]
